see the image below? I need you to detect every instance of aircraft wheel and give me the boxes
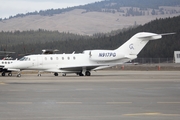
[79,72,84,76]
[17,74,21,77]
[38,71,41,76]
[8,73,12,77]
[62,73,66,76]
[54,72,58,76]
[85,71,91,76]
[38,74,41,77]
[2,72,5,76]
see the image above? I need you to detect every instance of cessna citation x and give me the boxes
[4,32,174,77]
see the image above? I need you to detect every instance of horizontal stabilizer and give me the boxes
[159,33,176,36]
[138,32,175,40]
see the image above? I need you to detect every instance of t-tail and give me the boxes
[114,32,175,59]
[88,32,174,62]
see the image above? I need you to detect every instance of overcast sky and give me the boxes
[0,0,102,19]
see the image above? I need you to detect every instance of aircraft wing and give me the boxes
[43,65,103,73]
[0,51,15,54]
[59,63,121,72]
[59,65,101,71]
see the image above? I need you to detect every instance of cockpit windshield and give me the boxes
[19,57,30,61]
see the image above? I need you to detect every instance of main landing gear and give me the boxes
[53,73,66,76]
[1,72,12,77]
[54,72,59,76]
[54,72,67,76]
[59,71,91,77]
[85,71,91,76]
[77,71,91,76]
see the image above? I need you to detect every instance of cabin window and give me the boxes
[20,57,26,61]
[2,62,4,64]
[8,62,10,64]
[73,57,76,60]
[68,57,70,60]
[25,57,28,61]
[20,57,29,61]
[50,57,53,60]
[62,57,64,60]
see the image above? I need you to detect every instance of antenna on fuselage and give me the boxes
[42,49,59,54]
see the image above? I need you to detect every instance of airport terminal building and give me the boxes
[174,51,180,63]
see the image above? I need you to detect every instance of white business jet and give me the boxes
[4,32,174,77]
[0,49,58,77]
[0,52,17,76]
[0,58,17,76]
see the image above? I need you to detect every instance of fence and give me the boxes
[131,58,174,64]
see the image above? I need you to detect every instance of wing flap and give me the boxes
[60,65,100,71]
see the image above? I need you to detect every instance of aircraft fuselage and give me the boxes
[10,51,132,73]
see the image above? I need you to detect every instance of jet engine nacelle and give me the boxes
[87,50,124,61]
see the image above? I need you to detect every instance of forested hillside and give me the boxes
[1,0,180,35]
[0,30,90,45]
[1,0,180,20]
[0,16,180,59]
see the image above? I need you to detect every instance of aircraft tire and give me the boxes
[79,73,84,76]
[54,72,58,76]
[62,73,66,76]
[17,74,21,77]
[8,73,12,77]
[85,71,91,76]
[2,72,5,76]
[38,74,41,77]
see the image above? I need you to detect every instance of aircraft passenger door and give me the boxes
[37,56,43,66]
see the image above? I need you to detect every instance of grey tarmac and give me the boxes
[0,71,180,120]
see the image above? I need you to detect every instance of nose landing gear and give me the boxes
[17,73,21,77]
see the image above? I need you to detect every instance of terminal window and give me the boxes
[177,54,180,58]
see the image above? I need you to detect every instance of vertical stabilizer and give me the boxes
[114,32,162,56]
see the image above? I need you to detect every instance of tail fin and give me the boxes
[114,32,175,56]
